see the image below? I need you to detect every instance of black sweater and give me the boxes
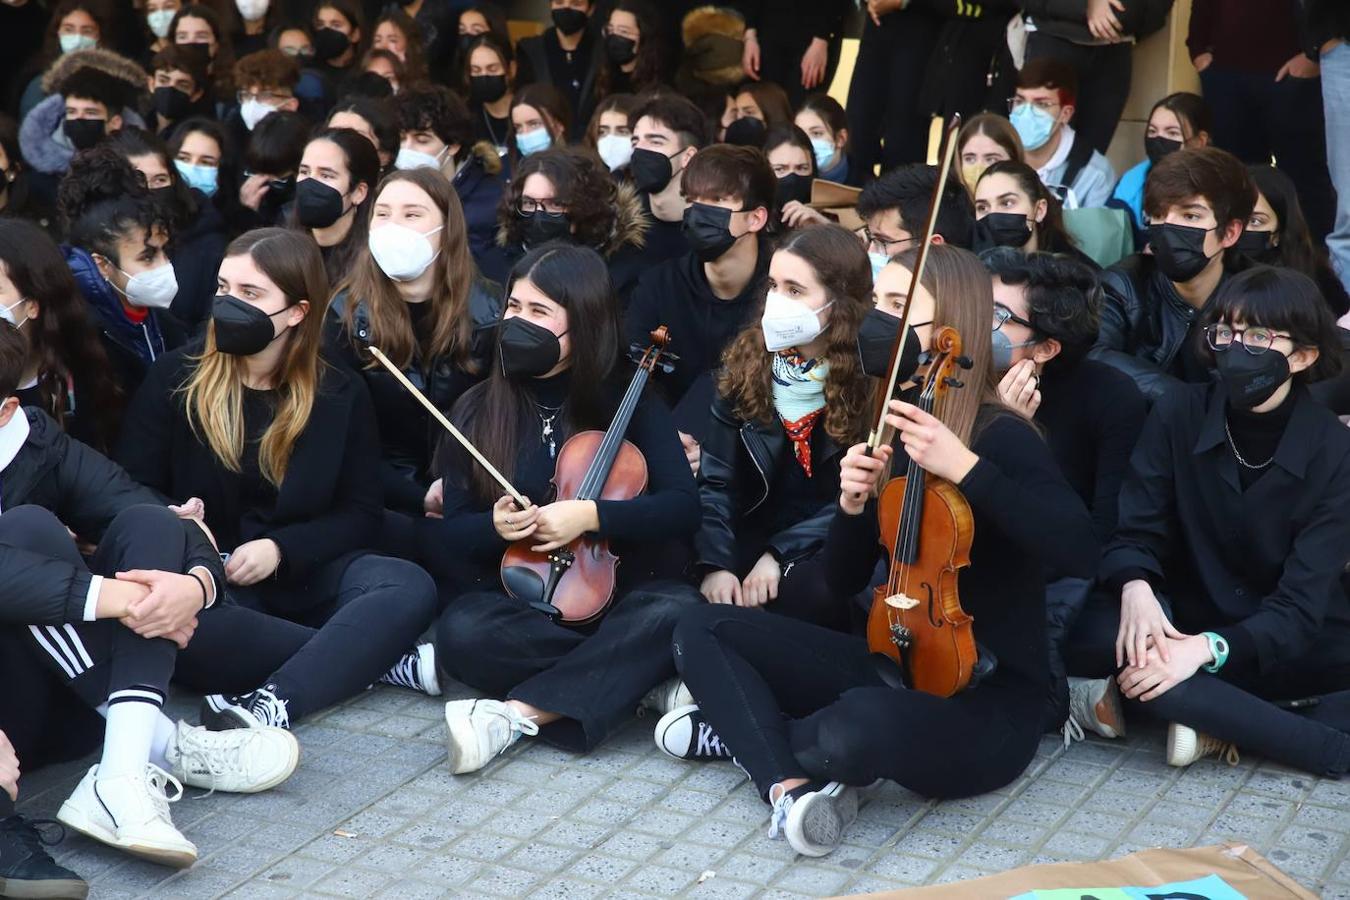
[826,411,1099,701]
[415,371,701,588]
[115,347,383,608]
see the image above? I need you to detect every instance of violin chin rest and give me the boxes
[502,565,544,605]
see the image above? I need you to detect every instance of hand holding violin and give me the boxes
[530,500,600,552]
[886,400,979,484]
[493,495,539,541]
[839,443,893,516]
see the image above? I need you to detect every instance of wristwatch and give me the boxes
[1201,631,1229,673]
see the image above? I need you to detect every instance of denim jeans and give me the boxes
[1323,42,1350,297]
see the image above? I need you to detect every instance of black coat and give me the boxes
[115,347,383,604]
[1022,0,1174,44]
[0,408,223,625]
[325,280,501,515]
[1101,382,1350,676]
[694,392,843,574]
[169,190,229,330]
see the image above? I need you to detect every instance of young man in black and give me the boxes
[625,144,775,471]
[516,0,599,137]
[856,162,976,283]
[1091,147,1254,402]
[627,94,711,271]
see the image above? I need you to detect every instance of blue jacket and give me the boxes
[454,145,506,260]
[64,245,173,397]
[1111,159,1151,231]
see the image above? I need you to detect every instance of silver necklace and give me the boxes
[1224,421,1274,470]
[535,402,562,458]
[482,107,507,157]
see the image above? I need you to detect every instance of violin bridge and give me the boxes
[883,593,919,610]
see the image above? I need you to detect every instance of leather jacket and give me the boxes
[694,392,843,574]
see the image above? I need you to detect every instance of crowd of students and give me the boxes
[1,0,1350,893]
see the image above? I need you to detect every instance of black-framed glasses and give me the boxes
[861,228,916,255]
[516,196,568,217]
[993,304,1034,332]
[1205,323,1292,355]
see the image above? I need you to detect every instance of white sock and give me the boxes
[99,688,165,780]
[150,714,176,770]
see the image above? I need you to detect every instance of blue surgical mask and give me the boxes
[1010,103,1056,152]
[59,33,97,54]
[516,127,552,157]
[990,327,1038,372]
[146,9,175,38]
[174,160,218,197]
[868,251,889,284]
[811,137,836,172]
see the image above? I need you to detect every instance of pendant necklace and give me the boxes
[536,402,562,458]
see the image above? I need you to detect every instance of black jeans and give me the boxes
[435,579,700,751]
[846,12,943,174]
[755,31,842,109]
[3,505,436,724]
[1025,34,1133,156]
[1066,592,1350,776]
[1199,65,1335,240]
[673,604,1043,801]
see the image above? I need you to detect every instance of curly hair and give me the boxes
[981,247,1102,372]
[397,85,474,163]
[58,144,171,261]
[499,146,619,251]
[717,223,874,447]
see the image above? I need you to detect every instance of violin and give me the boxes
[863,114,979,697]
[499,327,675,625]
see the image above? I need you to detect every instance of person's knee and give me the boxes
[0,505,71,550]
[791,699,879,786]
[435,593,503,661]
[348,555,437,618]
[671,602,743,675]
[624,581,702,629]
[110,504,182,540]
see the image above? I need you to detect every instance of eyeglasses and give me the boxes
[237,90,292,105]
[862,228,915,255]
[1007,96,1058,113]
[517,196,568,216]
[1205,323,1293,355]
[993,304,1034,332]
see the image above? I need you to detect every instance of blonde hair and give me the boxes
[182,228,330,486]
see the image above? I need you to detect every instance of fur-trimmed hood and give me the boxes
[496,180,648,259]
[19,93,147,175]
[470,140,503,177]
[41,48,148,96]
[681,6,746,86]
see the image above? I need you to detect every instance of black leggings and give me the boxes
[672,604,1043,802]
[1065,593,1350,776]
[436,579,700,752]
[3,505,436,723]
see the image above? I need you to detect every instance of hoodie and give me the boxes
[19,93,148,176]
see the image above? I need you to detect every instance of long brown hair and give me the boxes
[889,243,1002,445]
[182,229,329,486]
[337,168,479,373]
[717,224,873,447]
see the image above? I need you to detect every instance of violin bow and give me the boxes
[367,346,530,509]
[866,114,963,453]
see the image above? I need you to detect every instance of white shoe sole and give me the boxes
[418,644,442,697]
[56,800,197,869]
[1166,722,1199,767]
[444,709,488,775]
[785,783,858,857]
[653,704,700,760]
[0,875,89,898]
[201,730,301,794]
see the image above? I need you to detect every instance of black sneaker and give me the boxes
[201,684,291,731]
[0,814,89,899]
[654,705,733,761]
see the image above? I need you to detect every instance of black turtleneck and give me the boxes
[1226,389,1296,490]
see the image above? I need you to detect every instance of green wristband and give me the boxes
[1201,631,1230,673]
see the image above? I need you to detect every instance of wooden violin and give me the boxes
[862,113,978,697]
[499,327,675,625]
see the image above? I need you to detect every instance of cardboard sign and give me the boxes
[851,844,1316,899]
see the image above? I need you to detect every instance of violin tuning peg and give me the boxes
[957,355,974,370]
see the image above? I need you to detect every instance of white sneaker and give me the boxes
[654,705,733,761]
[443,699,539,774]
[768,781,858,858]
[379,644,441,696]
[640,678,694,716]
[57,765,197,868]
[166,720,300,794]
[1167,723,1240,767]
[1068,676,1126,740]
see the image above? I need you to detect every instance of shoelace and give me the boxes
[485,703,540,756]
[380,652,422,691]
[767,786,795,840]
[1061,717,1085,749]
[1203,737,1241,766]
[176,726,253,799]
[2,816,66,855]
[696,722,730,758]
[145,765,185,818]
[249,688,291,730]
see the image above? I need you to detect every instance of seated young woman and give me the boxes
[114,228,440,726]
[695,223,873,629]
[1065,266,1350,776]
[327,168,500,526]
[416,243,700,774]
[289,128,381,288]
[658,244,1099,858]
[973,161,1095,267]
[0,219,124,452]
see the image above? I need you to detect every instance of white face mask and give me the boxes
[59,33,97,54]
[113,261,179,309]
[369,224,444,281]
[240,98,277,132]
[146,9,175,38]
[394,146,446,171]
[596,134,633,172]
[0,298,29,329]
[760,290,833,353]
[235,0,270,21]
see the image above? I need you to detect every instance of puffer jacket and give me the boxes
[454,143,506,260]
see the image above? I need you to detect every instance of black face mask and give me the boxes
[973,212,1034,252]
[857,307,924,380]
[682,202,739,263]
[499,315,564,378]
[551,7,588,36]
[469,74,508,104]
[295,178,347,228]
[774,173,813,208]
[604,33,637,65]
[1148,222,1217,283]
[629,147,676,194]
[524,210,572,247]
[1234,228,1279,263]
[724,116,766,148]
[1145,136,1182,165]
[177,42,212,66]
[1215,344,1290,410]
[153,86,193,121]
[212,294,290,356]
[312,27,350,62]
[63,118,106,151]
